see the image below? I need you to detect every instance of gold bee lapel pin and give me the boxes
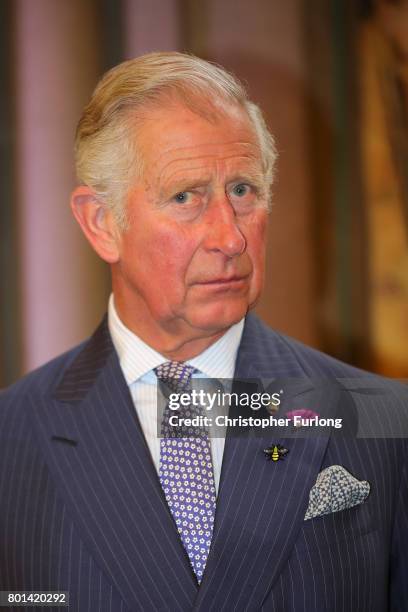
[263,444,289,462]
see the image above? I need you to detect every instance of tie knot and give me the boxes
[154,361,196,393]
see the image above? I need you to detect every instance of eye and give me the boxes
[170,190,203,210]
[173,191,191,204]
[231,183,251,198]
[228,183,259,208]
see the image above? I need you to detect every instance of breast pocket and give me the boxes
[300,498,377,547]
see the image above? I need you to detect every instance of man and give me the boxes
[1,52,407,611]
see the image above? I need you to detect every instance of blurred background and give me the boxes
[1,0,408,386]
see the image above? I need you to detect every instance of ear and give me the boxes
[70,185,120,264]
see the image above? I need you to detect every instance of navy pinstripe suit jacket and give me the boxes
[1,313,408,612]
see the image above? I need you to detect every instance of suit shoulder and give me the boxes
[275,332,369,378]
[248,314,382,379]
[0,340,88,404]
[247,315,408,429]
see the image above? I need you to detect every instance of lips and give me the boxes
[196,275,249,285]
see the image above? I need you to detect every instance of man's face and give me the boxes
[113,100,269,342]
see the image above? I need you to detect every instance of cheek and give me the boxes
[245,213,268,267]
[123,223,199,291]
[156,227,200,282]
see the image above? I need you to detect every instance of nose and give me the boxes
[203,195,246,257]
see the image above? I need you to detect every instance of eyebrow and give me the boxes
[158,178,210,200]
[228,173,265,188]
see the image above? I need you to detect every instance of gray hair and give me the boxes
[75,51,277,229]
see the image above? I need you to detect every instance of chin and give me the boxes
[187,299,249,333]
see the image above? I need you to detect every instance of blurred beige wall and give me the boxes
[15,0,109,372]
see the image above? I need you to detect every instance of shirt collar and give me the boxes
[108,293,244,385]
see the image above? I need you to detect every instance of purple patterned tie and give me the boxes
[155,361,216,583]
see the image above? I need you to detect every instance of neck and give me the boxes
[113,294,229,361]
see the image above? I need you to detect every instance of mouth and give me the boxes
[195,274,250,287]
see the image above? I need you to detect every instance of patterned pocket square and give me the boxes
[304,465,370,521]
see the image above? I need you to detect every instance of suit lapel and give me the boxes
[29,318,198,612]
[195,315,341,610]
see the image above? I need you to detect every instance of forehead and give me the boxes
[135,102,263,181]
